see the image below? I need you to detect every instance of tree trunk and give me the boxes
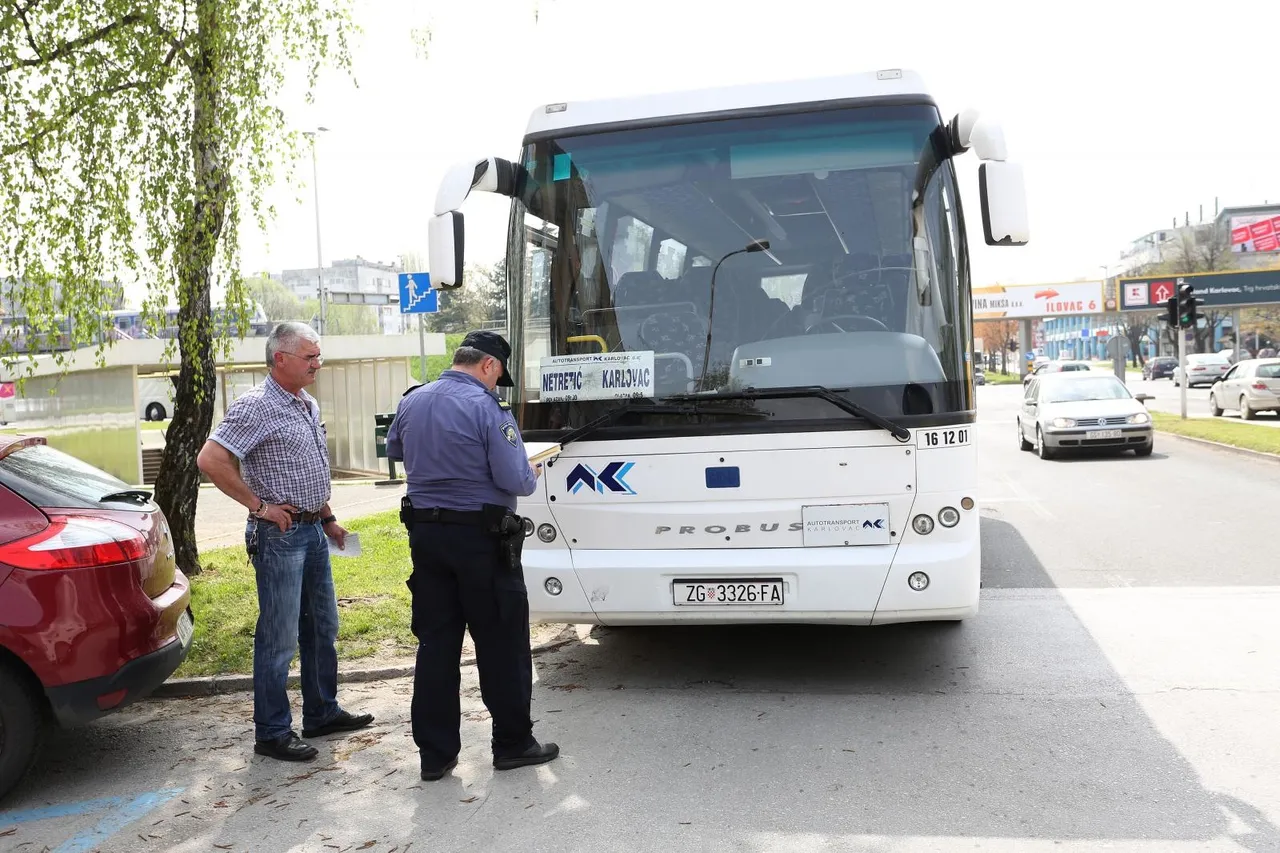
[153,2,226,577]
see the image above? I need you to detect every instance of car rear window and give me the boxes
[0,443,146,510]
[1259,365,1280,379]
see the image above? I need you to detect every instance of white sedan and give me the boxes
[1209,358,1280,419]
[1018,373,1154,459]
[1172,353,1231,388]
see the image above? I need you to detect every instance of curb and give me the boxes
[150,637,583,699]
[1155,429,1280,462]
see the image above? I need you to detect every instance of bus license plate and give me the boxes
[673,579,784,606]
[1089,429,1123,439]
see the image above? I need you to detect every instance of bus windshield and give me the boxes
[507,103,973,438]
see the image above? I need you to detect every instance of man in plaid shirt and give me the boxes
[198,322,373,762]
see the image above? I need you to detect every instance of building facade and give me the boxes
[281,256,405,334]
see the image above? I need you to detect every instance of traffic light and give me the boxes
[1165,296,1178,327]
[1177,283,1199,329]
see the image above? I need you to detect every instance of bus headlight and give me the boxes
[938,506,961,528]
[537,523,558,543]
[912,514,934,535]
[908,572,930,591]
[544,577,564,596]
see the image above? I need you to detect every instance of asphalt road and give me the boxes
[3,386,1279,852]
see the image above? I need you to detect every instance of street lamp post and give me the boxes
[304,127,329,335]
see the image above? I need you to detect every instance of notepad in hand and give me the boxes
[328,532,362,558]
[527,443,562,465]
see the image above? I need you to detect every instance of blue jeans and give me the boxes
[248,520,341,742]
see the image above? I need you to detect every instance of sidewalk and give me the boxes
[195,480,406,551]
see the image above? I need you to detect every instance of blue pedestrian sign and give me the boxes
[398,272,439,314]
[1080,328,1090,339]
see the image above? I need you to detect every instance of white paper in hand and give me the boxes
[328,532,362,558]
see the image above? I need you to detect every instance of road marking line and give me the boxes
[0,788,183,853]
[53,789,183,853]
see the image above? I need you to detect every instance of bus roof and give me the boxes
[524,68,932,138]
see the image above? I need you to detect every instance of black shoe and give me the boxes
[254,732,318,762]
[420,758,458,781]
[302,710,375,739]
[494,742,559,771]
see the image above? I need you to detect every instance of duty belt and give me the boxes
[409,507,488,527]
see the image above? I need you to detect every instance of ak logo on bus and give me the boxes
[566,462,636,495]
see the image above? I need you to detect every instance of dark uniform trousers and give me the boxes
[407,520,536,766]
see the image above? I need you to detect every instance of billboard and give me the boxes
[1230,214,1280,254]
[1118,269,1280,311]
[972,281,1103,319]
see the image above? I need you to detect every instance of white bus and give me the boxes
[429,69,1028,625]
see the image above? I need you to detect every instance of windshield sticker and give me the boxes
[918,428,970,448]
[738,357,772,368]
[539,352,656,402]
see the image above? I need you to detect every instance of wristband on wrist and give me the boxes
[321,514,337,525]
[253,499,267,518]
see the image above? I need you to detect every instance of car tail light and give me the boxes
[1253,382,1268,391]
[0,515,153,570]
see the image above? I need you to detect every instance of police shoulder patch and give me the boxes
[501,422,518,446]
[497,400,511,410]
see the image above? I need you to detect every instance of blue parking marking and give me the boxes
[0,787,183,852]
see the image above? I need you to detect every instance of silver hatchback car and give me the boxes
[1018,373,1154,459]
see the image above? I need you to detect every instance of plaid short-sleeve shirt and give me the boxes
[210,375,331,512]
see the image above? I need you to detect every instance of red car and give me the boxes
[0,436,192,799]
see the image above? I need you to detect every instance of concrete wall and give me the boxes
[218,358,413,476]
[9,366,141,484]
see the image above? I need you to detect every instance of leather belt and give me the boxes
[410,507,487,526]
[246,510,324,523]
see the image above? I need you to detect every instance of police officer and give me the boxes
[386,330,559,781]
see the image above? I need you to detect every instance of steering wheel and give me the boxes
[804,315,889,334]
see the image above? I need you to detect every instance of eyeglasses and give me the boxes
[282,351,324,365]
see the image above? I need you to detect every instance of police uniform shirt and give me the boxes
[386,370,538,512]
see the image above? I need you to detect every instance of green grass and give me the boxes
[141,421,168,431]
[413,333,464,384]
[1150,411,1280,455]
[984,372,1024,386]
[176,509,415,678]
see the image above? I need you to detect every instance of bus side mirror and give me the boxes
[429,157,521,290]
[979,161,1029,246]
[428,212,465,290]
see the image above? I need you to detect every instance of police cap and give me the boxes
[460,330,515,387]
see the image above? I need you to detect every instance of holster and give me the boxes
[400,495,413,531]
[483,503,526,573]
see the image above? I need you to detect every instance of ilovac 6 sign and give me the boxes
[972,281,1103,319]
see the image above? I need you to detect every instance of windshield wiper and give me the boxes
[669,385,911,442]
[558,400,768,449]
[99,489,153,505]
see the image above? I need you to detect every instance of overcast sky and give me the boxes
[243,0,1280,290]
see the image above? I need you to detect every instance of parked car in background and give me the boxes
[974,365,986,386]
[1142,356,1178,381]
[138,375,175,422]
[1209,359,1280,420]
[1172,353,1231,388]
[1018,373,1154,459]
[0,435,192,800]
[1024,359,1091,385]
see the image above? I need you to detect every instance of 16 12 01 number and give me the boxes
[920,428,970,447]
